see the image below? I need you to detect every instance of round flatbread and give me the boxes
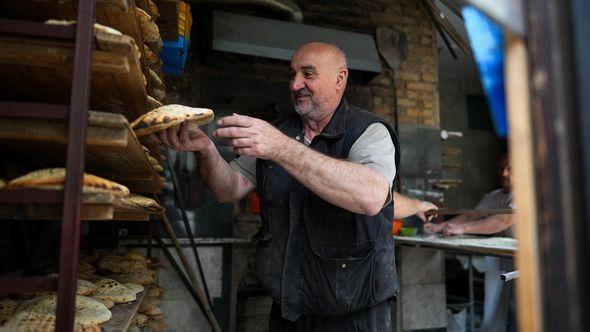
[136,8,160,42]
[124,283,145,295]
[107,270,155,286]
[1,311,101,332]
[7,168,130,197]
[76,280,97,297]
[147,285,164,298]
[140,145,151,155]
[0,179,6,189]
[120,194,164,213]
[45,20,122,36]
[133,312,149,327]
[152,88,166,102]
[143,45,159,66]
[92,279,136,304]
[148,68,164,88]
[138,296,161,316]
[124,250,150,262]
[16,295,111,326]
[91,297,114,309]
[0,298,18,325]
[131,105,214,137]
[146,155,164,173]
[147,95,163,110]
[77,260,96,280]
[147,0,160,19]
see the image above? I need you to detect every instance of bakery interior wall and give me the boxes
[435,2,505,209]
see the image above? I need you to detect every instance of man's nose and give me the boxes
[290,75,305,91]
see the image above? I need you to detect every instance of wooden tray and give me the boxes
[0,111,164,193]
[0,28,151,121]
[0,0,163,100]
[0,189,159,221]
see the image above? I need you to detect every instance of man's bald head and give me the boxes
[293,42,348,73]
[289,42,349,119]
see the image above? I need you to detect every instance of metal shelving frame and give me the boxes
[0,1,96,331]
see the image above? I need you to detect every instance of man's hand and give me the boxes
[443,223,465,237]
[424,222,446,234]
[214,114,289,160]
[415,200,438,222]
[153,121,212,152]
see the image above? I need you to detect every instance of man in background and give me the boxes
[425,154,515,332]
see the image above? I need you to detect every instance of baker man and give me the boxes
[425,154,515,332]
[157,42,403,330]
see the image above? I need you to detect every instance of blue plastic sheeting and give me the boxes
[462,6,508,137]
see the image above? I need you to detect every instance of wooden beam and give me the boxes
[504,32,543,332]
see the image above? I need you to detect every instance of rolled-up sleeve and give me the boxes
[347,123,396,205]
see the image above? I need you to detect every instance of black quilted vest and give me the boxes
[254,99,400,321]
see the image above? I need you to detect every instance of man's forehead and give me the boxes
[290,63,317,71]
[290,51,330,70]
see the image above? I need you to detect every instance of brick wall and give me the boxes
[171,1,439,128]
[297,0,439,127]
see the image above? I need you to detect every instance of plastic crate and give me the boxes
[161,1,192,75]
[161,36,190,75]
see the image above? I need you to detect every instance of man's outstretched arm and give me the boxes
[393,192,438,222]
[215,114,390,216]
[156,122,255,202]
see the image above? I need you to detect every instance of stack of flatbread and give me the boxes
[138,292,165,329]
[131,105,214,137]
[7,168,130,197]
[0,179,6,190]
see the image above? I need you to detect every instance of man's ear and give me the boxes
[336,68,348,89]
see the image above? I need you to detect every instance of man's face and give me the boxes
[500,160,512,192]
[289,46,341,117]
